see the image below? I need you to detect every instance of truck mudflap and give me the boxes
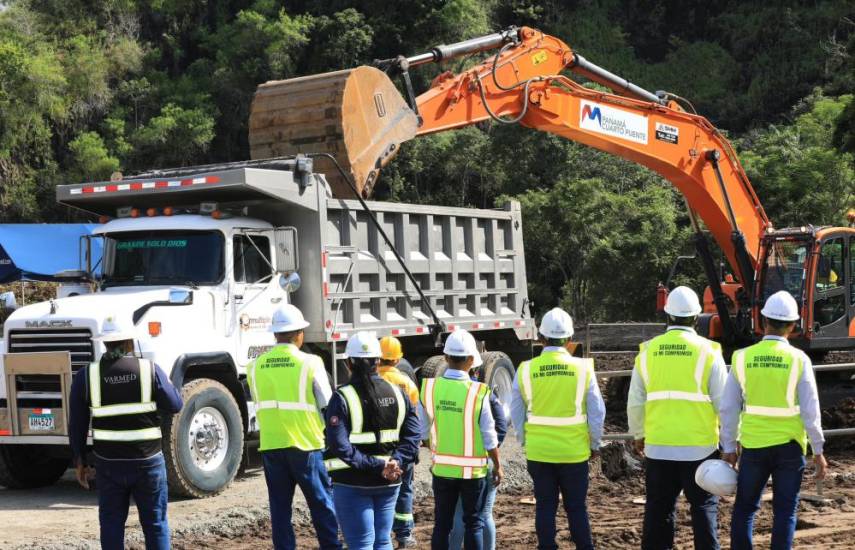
[1,352,73,440]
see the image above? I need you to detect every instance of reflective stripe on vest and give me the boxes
[732,340,808,452]
[517,351,592,463]
[249,345,324,452]
[325,455,391,472]
[91,427,162,441]
[325,381,406,471]
[638,330,719,447]
[340,383,405,445]
[88,360,157,418]
[422,376,489,479]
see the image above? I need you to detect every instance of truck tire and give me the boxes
[0,445,68,489]
[418,355,447,381]
[396,358,417,385]
[163,378,244,498]
[481,351,515,415]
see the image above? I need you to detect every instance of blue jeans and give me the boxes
[642,453,719,550]
[432,475,489,550]
[392,463,415,540]
[332,483,400,550]
[95,453,170,550]
[261,448,341,550]
[527,460,594,550]
[449,469,497,550]
[731,441,806,550]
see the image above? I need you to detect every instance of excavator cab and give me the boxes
[757,227,855,352]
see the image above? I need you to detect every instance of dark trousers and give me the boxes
[527,460,594,550]
[95,453,170,550]
[432,475,488,550]
[392,463,415,540]
[642,454,719,550]
[731,442,806,550]
[262,448,342,550]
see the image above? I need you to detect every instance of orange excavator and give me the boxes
[249,26,855,354]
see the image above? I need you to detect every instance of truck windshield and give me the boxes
[102,231,224,287]
[760,239,809,304]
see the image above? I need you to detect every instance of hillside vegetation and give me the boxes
[1,0,853,321]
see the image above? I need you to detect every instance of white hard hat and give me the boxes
[761,291,800,322]
[269,304,310,333]
[93,315,137,342]
[664,286,702,317]
[443,329,483,367]
[694,459,738,497]
[539,307,574,339]
[345,331,382,358]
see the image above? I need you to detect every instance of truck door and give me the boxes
[232,231,278,366]
[811,236,849,342]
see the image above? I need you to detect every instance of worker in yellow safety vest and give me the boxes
[511,307,605,550]
[419,329,503,550]
[720,290,828,550]
[247,304,341,550]
[627,286,727,550]
[378,336,420,547]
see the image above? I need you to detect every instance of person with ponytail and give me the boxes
[324,332,421,550]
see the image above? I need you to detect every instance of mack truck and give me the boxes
[0,157,535,496]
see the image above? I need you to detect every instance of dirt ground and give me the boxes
[2,351,853,549]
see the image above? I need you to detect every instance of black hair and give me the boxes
[275,330,302,344]
[445,355,470,368]
[766,317,796,331]
[545,337,568,347]
[667,315,697,327]
[348,356,383,440]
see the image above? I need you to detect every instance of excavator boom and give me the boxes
[249,26,774,341]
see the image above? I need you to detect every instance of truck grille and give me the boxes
[7,329,94,392]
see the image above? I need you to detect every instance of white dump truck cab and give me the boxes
[0,158,535,496]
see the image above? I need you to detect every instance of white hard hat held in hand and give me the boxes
[345,331,382,358]
[695,459,738,496]
[664,286,702,317]
[443,329,483,367]
[269,304,310,333]
[761,291,800,322]
[539,307,574,339]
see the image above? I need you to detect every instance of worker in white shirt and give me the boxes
[627,287,727,550]
[720,291,827,550]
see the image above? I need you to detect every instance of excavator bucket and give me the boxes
[249,66,419,198]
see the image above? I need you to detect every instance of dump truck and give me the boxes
[0,157,535,495]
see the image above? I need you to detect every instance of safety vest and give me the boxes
[421,376,490,479]
[323,381,406,473]
[248,344,325,451]
[636,329,720,447]
[732,339,808,453]
[88,357,163,459]
[517,349,592,463]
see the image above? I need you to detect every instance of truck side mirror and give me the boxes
[273,228,298,273]
[0,291,17,311]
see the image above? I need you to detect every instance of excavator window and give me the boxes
[761,239,809,305]
[814,237,847,329]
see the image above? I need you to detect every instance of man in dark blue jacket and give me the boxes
[69,316,183,550]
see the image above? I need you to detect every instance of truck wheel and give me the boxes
[0,445,68,489]
[481,351,516,416]
[396,358,417,384]
[418,355,447,381]
[163,378,244,498]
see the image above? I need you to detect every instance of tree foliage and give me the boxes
[0,0,853,322]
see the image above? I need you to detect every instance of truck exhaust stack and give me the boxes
[249,66,419,198]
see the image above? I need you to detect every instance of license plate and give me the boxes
[28,413,55,431]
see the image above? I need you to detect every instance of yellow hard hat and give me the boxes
[380,336,403,361]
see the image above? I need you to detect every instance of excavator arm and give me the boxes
[249,26,773,342]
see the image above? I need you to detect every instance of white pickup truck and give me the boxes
[0,158,535,496]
